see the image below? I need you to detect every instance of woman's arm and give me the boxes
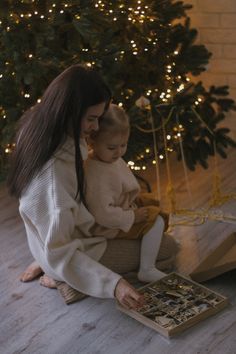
[43,208,122,298]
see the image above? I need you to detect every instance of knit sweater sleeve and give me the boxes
[88,192,135,232]
[42,208,122,298]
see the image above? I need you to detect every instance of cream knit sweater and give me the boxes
[85,157,140,238]
[19,138,122,298]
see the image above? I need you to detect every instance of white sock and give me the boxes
[138,215,166,282]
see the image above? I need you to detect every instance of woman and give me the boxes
[8,64,177,309]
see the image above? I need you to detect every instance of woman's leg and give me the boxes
[100,234,178,274]
[157,233,178,260]
[99,239,140,273]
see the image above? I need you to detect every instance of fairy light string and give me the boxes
[135,96,162,203]
[176,112,194,210]
[150,106,161,204]
[161,110,176,213]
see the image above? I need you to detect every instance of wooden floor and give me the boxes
[0,146,236,354]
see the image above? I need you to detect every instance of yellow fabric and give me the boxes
[117,193,169,239]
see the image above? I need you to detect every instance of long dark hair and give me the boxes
[7,64,111,202]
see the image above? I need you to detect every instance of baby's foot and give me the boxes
[20,261,43,282]
[137,268,166,283]
[39,275,57,289]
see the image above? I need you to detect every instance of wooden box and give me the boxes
[190,232,236,282]
[117,273,228,338]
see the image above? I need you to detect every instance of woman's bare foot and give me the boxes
[39,275,57,289]
[20,261,43,282]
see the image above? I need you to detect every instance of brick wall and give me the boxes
[185,0,236,137]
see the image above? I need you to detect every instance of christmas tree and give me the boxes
[0,0,235,180]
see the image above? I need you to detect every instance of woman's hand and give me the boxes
[114,278,145,310]
[134,207,148,224]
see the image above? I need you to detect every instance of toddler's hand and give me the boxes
[134,207,148,223]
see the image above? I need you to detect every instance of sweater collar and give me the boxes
[55,137,88,162]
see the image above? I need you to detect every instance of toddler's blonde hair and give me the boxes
[91,104,130,139]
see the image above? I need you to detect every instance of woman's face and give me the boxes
[80,102,106,139]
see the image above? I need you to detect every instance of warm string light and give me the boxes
[3,1,70,29]
[4,143,16,154]
[0,0,80,59]
[127,160,146,171]
[127,136,176,170]
[95,1,153,24]
[93,0,159,57]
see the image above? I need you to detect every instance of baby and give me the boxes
[85,104,168,282]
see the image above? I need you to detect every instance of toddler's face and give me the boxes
[92,132,129,163]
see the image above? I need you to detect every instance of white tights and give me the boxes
[138,215,166,282]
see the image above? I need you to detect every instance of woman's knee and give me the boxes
[158,233,179,260]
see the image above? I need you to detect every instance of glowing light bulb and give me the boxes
[128,161,134,166]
